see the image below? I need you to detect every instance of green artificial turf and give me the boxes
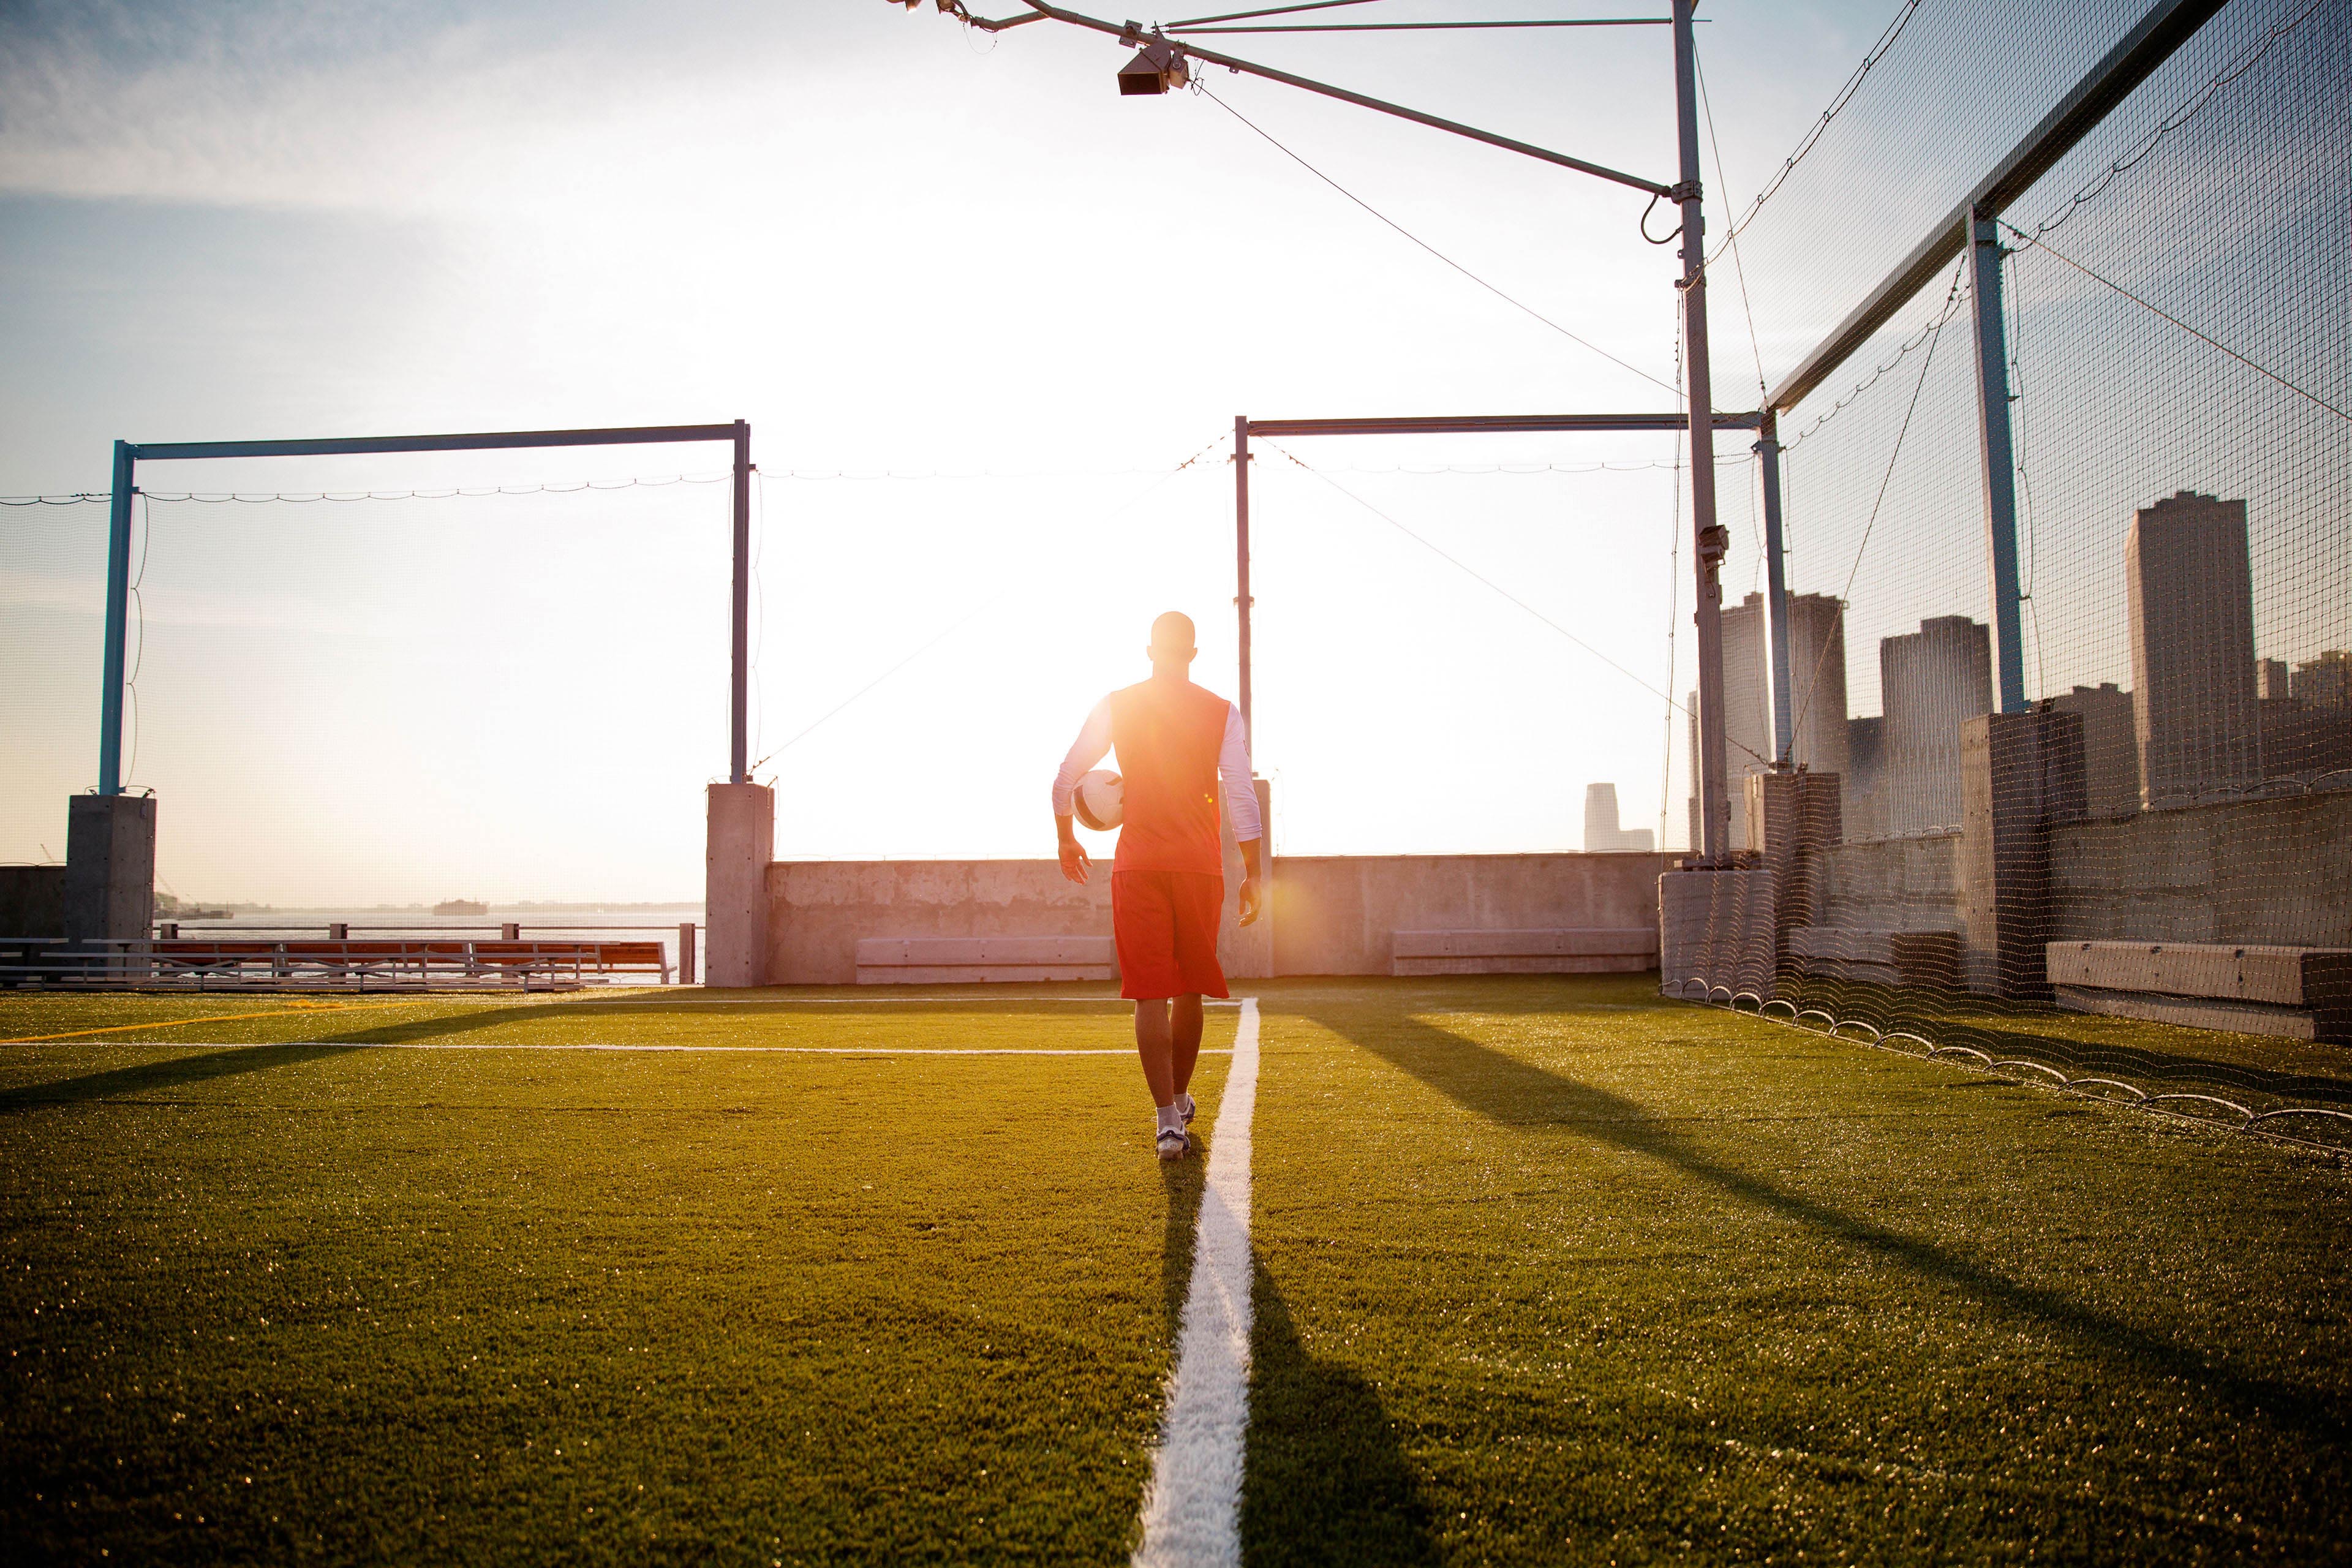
[1243,976,2352,1564]
[0,989,1228,1564]
[6,978,2350,1564]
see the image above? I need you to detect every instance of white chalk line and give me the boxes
[55,1040,1235,1057]
[1134,995,1257,1568]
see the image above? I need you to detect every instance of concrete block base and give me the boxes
[65,794,156,943]
[706,783,774,988]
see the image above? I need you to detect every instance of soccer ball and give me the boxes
[1073,769,1124,831]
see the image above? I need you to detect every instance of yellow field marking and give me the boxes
[0,997,444,1044]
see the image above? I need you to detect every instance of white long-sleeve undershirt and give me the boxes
[1052,696,1263,844]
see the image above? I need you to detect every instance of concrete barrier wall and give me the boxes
[1792,792,2351,998]
[1270,853,1671,976]
[765,853,1672,984]
[769,860,1112,986]
[1812,832,1966,934]
[2049,791,2352,947]
[0,866,66,937]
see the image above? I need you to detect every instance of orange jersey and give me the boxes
[1106,678,1234,875]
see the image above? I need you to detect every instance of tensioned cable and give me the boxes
[1174,18,1672,33]
[1658,332,1686,846]
[1167,0,1382,27]
[2015,0,2328,249]
[1998,218,2350,426]
[1264,437,1771,766]
[747,432,1231,773]
[1693,40,1769,589]
[1783,274,1973,448]
[1694,46,1768,405]
[1709,0,1928,261]
[1789,258,1965,744]
[43,474,736,505]
[0,459,1748,507]
[1195,82,1683,398]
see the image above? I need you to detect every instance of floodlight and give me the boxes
[1118,41,1189,96]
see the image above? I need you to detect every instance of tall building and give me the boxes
[1881,616,1992,834]
[2260,658,2293,701]
[1845,716,1888,839]
[2294,649,2352,714]
[2264,650,2352,780]
[2048,682,2139,818]
[2127,491,2260,804]
[1694,591,1851,851]
[1583,783,1654,852]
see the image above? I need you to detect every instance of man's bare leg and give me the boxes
[1170,994,1204,1101]
[1134,998,1177,1107]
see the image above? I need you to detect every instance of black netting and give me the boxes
[1667,0,2352,1140]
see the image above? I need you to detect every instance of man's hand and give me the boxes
[1237,875,1263,927]
[1056,815,1090,885]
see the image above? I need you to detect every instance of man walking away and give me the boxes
[1052,611,1263,1161]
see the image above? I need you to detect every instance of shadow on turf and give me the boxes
[1287,1001,2346,1446]
[1244,1264,1440,1567]
[0,1042,362,1110]
[1156,1100,1437,1565]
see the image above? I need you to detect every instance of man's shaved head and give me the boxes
[1150,611,1196,656]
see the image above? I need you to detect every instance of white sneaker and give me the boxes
[1178,1091,1196,1126]
[1156,1126,1191,1161]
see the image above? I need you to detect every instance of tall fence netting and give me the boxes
[1670,0,2352,1131]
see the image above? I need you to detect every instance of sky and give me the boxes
[7,0,2324,903]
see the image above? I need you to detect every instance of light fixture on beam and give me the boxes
[1118,39,1190,95]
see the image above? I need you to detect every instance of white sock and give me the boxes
[1177,1090,1195,1118]
[1156,1104,1183,1135]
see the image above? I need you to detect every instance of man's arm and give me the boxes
[1052,698,1114,885]
[1219,704,1266,926]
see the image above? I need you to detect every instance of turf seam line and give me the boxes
[1134,995,1256,1568]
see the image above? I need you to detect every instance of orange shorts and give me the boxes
[1112,869,1228,1001]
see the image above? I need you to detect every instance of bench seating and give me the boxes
[855,936,1117,986]
[2048,940,2352,1042]
[1391,927,1657,978]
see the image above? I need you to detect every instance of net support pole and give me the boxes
[1967,207,2029,715]
[1234,414,1254,741]
[1755,410,1795,765]
[731,419,752,783]
[1674,0,1731,861]
[97,440,137,797]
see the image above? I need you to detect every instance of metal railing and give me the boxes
[0,922,699,992]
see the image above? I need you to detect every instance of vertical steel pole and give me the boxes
[1234,414,1254,740]
[1968,207,2029,714]
[1674,0,1731,859]
[730,420,752,783]
[97,440,136,796]
[1755,409,1795,764]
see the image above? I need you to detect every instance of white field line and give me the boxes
[1134,995,1258,1568]
[51,1041,1234,1057]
